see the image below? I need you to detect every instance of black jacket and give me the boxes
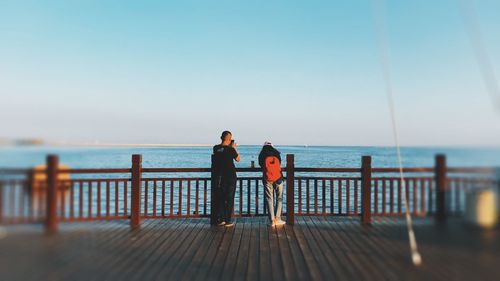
[258,145,282,167]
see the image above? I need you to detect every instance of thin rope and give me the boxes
[370,0,422,266]
[459,0,500,112]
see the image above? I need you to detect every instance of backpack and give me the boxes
[264,156,282,182]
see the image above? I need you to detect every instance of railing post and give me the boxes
[45,155,59,234]
[210,154,218,225]
[286,154,295,225]
[435,154,447,223]
[361,156,372,225]
[130,154,142,228]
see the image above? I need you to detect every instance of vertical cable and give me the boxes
[370,0,422,266]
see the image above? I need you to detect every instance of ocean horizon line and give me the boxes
[1,142,500,149]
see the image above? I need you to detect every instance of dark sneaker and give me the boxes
[217,221,226,226]
[225,221,234,227]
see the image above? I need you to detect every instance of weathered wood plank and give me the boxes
[246,217,260,281]
[258,217,273,281]
[291,217,323,280]
[274,220,298,281]
[233,217,251,280]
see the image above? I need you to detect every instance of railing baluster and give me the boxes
[306,179,310,215]
[25,181,30,222]
[255,180,259,215]
[398,179,402,214]
[405,179,410,213]
[28,178,34,221]
[322,179,326,216]
[354,180,358,216]
[15,182,22,222]
[203,180,207,216]
[79,181,83,218]
[70,182,74,219]
[8,182,14,222]
[19,181,24,221]
[5,181,14,220]
[428,178,433,214]
[413,179,417,215]
[239,179,243,216]
[346,179,350,215]
[187,180,191,216]
[195,180,199,216]
[144,180,148,217]
[420,178,425,215]
[382,179,386,215]
[107,181,111,218]
[162,180,166,217]
[124,181,128,217]
[330,179,334,215]
[262,180,266,216]
[314,179,318,215]
[59,182,65,219]
[87,181,92,219]
[0,181,3,223]
[338,179,342,215]
[153,180,157,217]
[298,179,302,215]
[459,178,464,214]
[170,180,174,216]
[285,154,295,224]
[115,180,119,216]
[97,181,101,218]
[247,179,251,215]
[178,180,183,216]
[374,179,378,215]
[390,179,394,215]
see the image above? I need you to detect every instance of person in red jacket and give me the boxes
[258,142,286,226]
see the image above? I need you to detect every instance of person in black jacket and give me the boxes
[258,142,285,226]
[212,131,240,227]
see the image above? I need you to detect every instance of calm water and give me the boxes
[1,145,500,169]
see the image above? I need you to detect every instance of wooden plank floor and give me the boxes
[0,216,499,281]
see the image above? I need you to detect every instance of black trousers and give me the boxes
[216,176,236,222]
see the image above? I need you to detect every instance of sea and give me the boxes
[1,145,500,169]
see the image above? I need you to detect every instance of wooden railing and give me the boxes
[0,154,498,232]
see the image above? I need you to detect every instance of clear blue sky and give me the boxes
[1,0,499,146]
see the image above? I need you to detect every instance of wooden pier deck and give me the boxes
[1,217,499,281]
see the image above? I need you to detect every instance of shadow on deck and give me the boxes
[0,217,499,281]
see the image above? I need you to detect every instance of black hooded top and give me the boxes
[258,145,282,168]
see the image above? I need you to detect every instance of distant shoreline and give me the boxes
[51,143,214,147]
[1,140,500,149]
[1,143,500,149]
